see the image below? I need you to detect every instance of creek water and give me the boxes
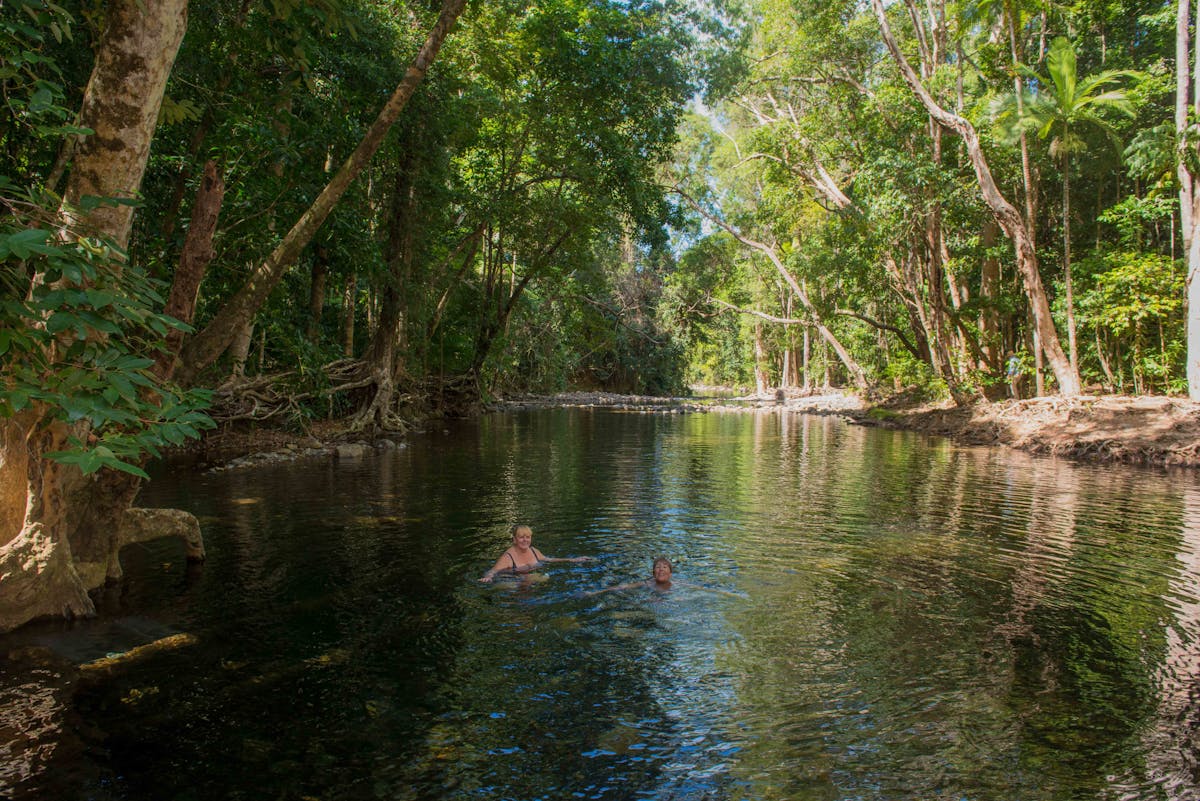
[3,408,1200,800]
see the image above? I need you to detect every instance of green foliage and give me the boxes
[1098,195,1175,249]
[1077,251,1182,337]
[1123,123,1174,188]
[0,0,91,187]
[0,5,212,477]
[0,193,213,477]
[665,0,1184,399]
[7,0,1185,421]
[0,1,78,131]
[1074,250,1184,392]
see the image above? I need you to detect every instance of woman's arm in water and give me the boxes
[478,554,514,582]
[531,547,592,564]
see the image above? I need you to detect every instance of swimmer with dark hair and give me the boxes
[587,556,676,595]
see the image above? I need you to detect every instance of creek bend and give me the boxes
[3,408,1200,800]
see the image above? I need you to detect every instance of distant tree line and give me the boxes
[667,0,1195,404]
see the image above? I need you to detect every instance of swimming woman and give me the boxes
[478,524,591,582]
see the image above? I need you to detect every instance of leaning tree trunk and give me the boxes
[176,0,468,386]
[157,160,225,377]
[872,0,1081,396]
[0,0,189,633]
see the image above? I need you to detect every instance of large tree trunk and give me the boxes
[72,161,226,596]
[157,160,224,377]
[354,156,421,432]
[872,0,1081,396]
[306,245,330,344]
[56,1,187,249]
[1,0,189,633]
[1177,0,1200,400]
[176,0,468,385]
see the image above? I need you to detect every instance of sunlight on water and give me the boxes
[4,409,1200,800]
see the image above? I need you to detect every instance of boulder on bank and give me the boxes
[335,443,369,459]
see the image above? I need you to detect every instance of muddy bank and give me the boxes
[169,420,412,472]
[860,394,1200,469]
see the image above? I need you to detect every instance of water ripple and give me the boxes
[5,410,1200,800]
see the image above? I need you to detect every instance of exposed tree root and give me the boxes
[205,359,480,437]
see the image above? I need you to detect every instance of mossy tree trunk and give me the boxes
[0,0,190,633]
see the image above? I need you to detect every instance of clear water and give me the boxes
[4,409,1200,800]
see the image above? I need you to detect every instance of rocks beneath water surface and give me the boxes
[207,437,405,472]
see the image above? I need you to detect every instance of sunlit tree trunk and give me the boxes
[229,323,254,380]
[754,323,769,394]
[1177,0,1200,399]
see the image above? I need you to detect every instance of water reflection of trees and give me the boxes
[21,410,1200,799]
[710,413,1200,799]
[1120,477,1200,798]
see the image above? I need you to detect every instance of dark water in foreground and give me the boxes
[4,409,1200,800]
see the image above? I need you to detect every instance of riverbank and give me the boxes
[861,393,1200,469]
[180,389,1200,471]
[493,389,1200,470]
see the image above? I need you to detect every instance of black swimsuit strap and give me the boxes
[508,552,518,570]
[532,547,545,561]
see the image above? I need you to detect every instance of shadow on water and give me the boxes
[4,408,1200,800]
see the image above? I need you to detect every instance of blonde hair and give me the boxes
[510,524,532,540]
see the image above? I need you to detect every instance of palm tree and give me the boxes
[996,36,1138,372]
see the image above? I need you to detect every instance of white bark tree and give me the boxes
[1177,0,1200,400]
